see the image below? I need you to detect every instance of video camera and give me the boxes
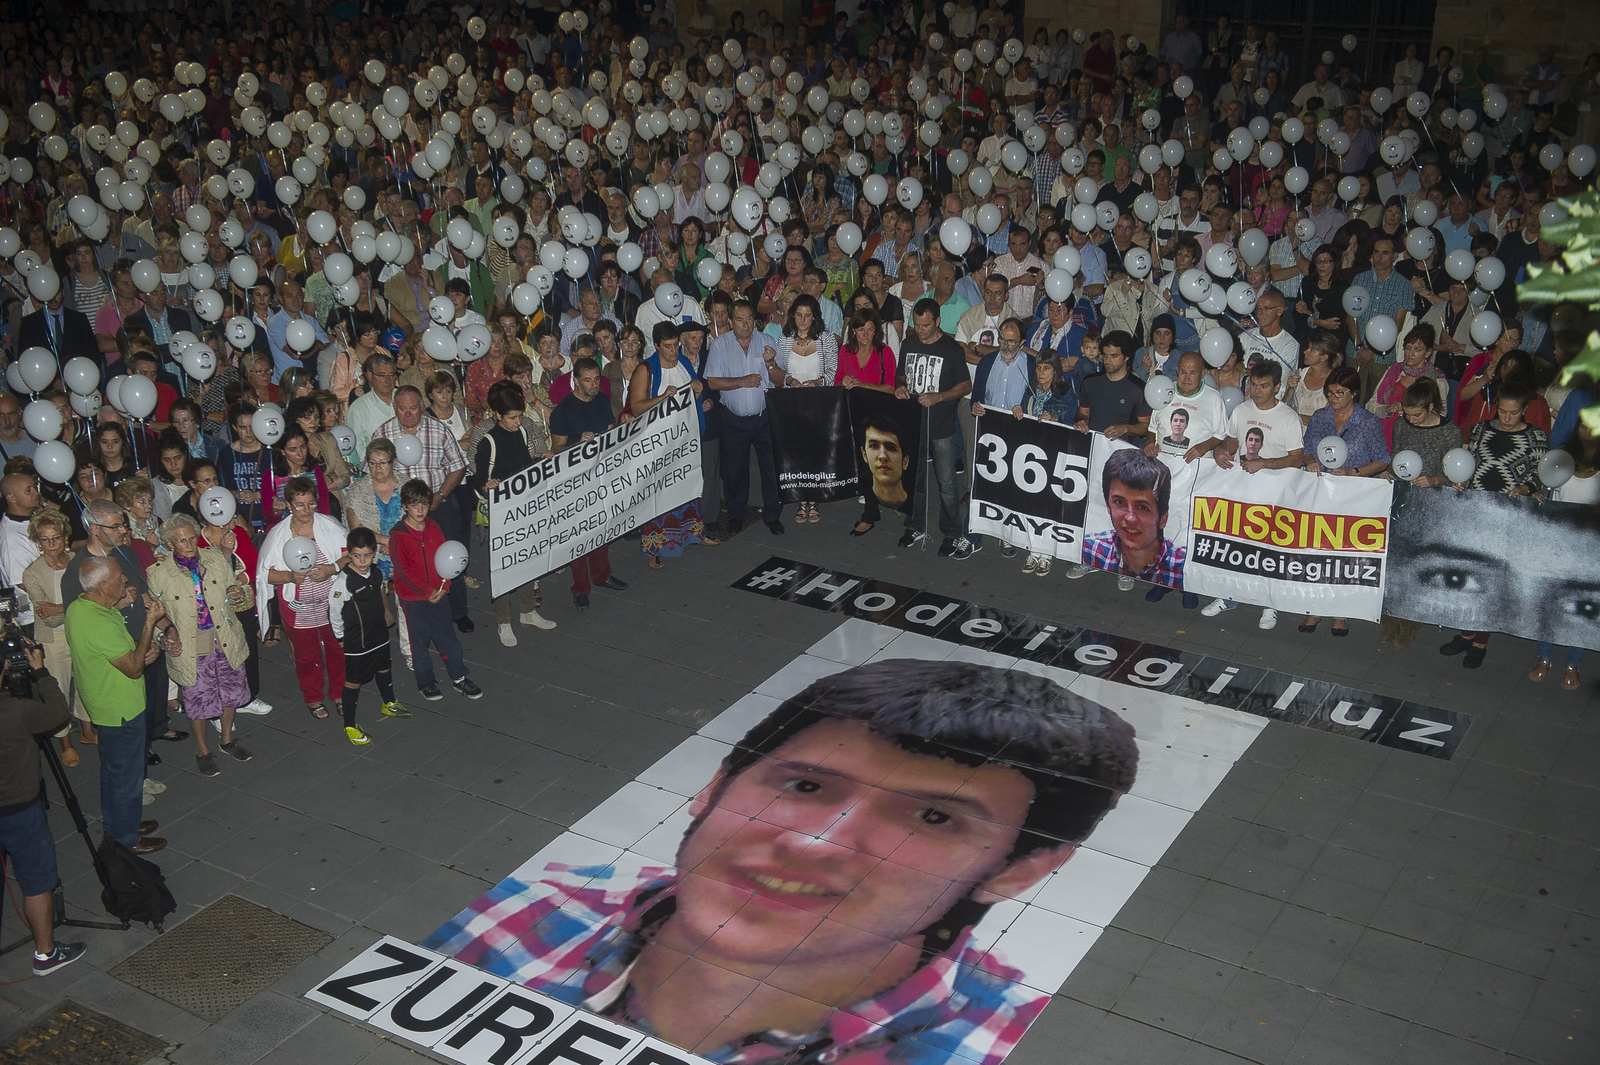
[0,589,40,699]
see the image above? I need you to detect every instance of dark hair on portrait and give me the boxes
[1102,447,1172,518]
[718,660,1137,853]
[858,413,905,448]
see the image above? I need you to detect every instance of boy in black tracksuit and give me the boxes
[328,527,409,745]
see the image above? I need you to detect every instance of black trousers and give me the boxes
[720,411,781,524]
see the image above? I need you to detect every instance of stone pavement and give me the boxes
[0,507,1595,1065]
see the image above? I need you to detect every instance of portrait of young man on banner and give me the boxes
[422,659,1140,1065]
[849,389,924,521]
[1384,486,1600,651]
[766,387,861,505]
[1080,446,1193,589]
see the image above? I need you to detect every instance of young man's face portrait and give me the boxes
[862,425,908,497]
[1107,478,1166,557]
[666,716,1065,984]
[1245,427,1265,459]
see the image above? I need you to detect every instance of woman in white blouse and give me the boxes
[776,294,839,524]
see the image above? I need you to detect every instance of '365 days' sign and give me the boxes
[733,557,1472,760]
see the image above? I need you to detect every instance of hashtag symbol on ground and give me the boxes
[747,567,798,590]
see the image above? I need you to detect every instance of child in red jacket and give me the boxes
[389,479,483,701]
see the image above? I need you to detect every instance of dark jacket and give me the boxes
[124,306,201,368]
[470,422,535,497]
[18,306,99,366]
[970,350,1038,414]
[328,567,389,657]
[0,675,69,815]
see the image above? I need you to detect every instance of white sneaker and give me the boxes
[237,698,273,715]
[520,610,557,631]
[210,718,222,732]
[143,778,166,795]
[498,623,518,647]
[1258,609,1279,630]
[1021,554,1038,574]
[1117,575,1138,591]
[1201,598,1234,617]
[143,791,155,806]
[1063,564,1088,579]
[1034,556,1051,576]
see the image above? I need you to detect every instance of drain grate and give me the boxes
[0,1000,169,1063]
[109,895,333,1022]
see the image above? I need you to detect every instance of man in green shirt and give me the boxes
[65,557,167,855]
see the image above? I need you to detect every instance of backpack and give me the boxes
[96,835,177,931]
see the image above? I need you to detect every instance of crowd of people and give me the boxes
[0,0,1595,977]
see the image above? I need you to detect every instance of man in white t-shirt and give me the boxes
[1202,359,1305,630]
[955,274,1021,369]
[1145,352,1227,463]
[1004,58,1039,120]
[1236,292,1301,399]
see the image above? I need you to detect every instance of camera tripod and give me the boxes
[0,733,131,957]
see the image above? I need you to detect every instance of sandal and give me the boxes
[805,502,821,522]
[1562,665,1582,690]
[647,556,665,570]
[701,533,721,546]
[263,625,284,648]
[308,704,329,719]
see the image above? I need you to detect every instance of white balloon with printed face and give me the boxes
[435,541,470,580]
[1316,436,1348,470]
[1143,375,1175,410]
[283,536,317,574]
[1391,450,1423,481]
[251,407,284,445]
[199,486,236,527]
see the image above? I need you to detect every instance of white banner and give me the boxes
[488,391,702,596]
[1182,465,1392,622]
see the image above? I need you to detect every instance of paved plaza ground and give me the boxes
[0,508,1595,1065]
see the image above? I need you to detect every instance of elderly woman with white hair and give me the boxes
[145,514,256,778]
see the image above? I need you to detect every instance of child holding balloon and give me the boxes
[388,479,482,702]
[328,528,408,745]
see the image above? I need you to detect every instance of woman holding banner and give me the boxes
[1299,366,1390,636]
[629,323,721,566]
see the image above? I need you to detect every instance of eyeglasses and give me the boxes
[95,522,129,531]
[1325,387,1354,399]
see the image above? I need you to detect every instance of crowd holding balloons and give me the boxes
[0,1,1593,703]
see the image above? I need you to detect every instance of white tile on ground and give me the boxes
[569,781,689,851]
[805,618,905,666]
[699,693,783,745]
[1077,792,1197,868]
[503,835,628,886]
[864,631,959,664]
[303,937,447,1021]
[638,734,735,798]
[1126,744,1240,812]
[1026,846,1151,927]
[1007,657,1082,688]
[629,805,696,865]
[982,907,1103,996]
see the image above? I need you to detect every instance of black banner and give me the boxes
[767,387,858,504]
[968,412,1094,556]
[766,386,922,508]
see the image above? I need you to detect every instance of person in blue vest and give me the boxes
[628,323,721,570]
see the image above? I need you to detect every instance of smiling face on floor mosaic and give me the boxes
[311,618,1265,1065]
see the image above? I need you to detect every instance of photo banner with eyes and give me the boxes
[763,386,924,508]
[1382,486,1600,650]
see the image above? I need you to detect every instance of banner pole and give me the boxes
[921,395,933,551]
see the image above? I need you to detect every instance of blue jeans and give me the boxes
[906,428,967,540]
[1537,642,1583,666]
[402,599,467,688]
[97,712,147,847]
[720,411,781,524]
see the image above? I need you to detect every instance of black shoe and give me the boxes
[146,750,162,767]
[898,529,925,548]
[418,683,444,701]
[1463,645,1487,669]
[452,677,483,699]
[455,616,475,633]
[32,942,85,977]
[1439,634,1473,656]
[573,594,590,611]
[597,577,629,591]
[1000,542,1018,558]
[156,729,188,742]
[937,537,958,557]
[765,519,785,535]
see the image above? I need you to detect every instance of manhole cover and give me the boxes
[0,1000,168,1063]
[109,895,333,1022]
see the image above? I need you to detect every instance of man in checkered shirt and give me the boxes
[424,659,1139,1065]
[376,386,472,630]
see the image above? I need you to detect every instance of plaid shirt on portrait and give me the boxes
[421,862,1049,1065]
[1081,530,1186,587]
[374,413,468,493]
